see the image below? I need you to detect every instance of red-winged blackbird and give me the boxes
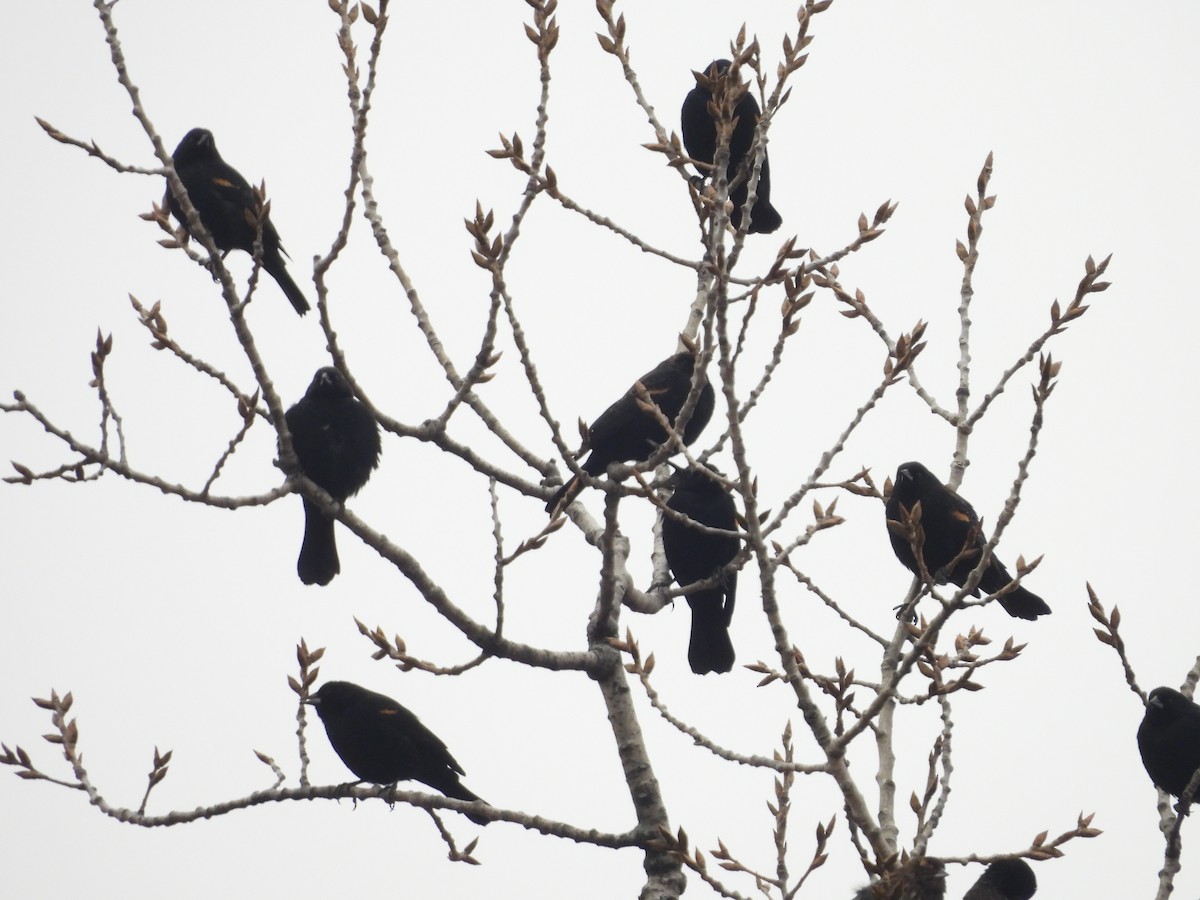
[885,461,1051,620]
[852,857,946,900]
[963,859,1037,900]
[167,128,310,315]
[284,368,381,586]
[681,59,783,235]
[1138,686,1200,800]
[546,351,715,514]
[662,465,739,674]
[304,680,488,823]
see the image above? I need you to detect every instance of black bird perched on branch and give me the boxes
[963,859,1037,900]
[285,367,381,586]
[546,351,715,515]
[167,127,311,315]
[885,461,1051,620]
[681,59,782,235]
[662,465,739,674]
[1138,686,1200,801]
[304,680,488,824]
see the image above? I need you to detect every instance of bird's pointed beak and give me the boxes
[661,459,685,488]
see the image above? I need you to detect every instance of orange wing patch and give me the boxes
[379,708,399,716]
[951,510,972,523]
[212,177,236,189]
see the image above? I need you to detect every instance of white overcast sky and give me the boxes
[2,2,1199,898]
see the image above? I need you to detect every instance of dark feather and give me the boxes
[547,352,714,514]
[1139,686,1200,799]
[305,680,488,824]
[168,128,310,315]
[662,465,738,674]
[885,461,1050,620]
[681,60,782,234]
[285,368,380,585]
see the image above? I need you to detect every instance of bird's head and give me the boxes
[667,462,726,491]
[303,681,359,718]
[890,461,938,503]
[1147,686,1193,719]
[306,367,354,401]
[173,128,217,163]
[895,461,933,484]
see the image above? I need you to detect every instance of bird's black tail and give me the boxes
[545,475,580,516]
[730,189,782,235]
[688,593,735,674]
[298,499,339,586]
[439,779,490,825]
[747,199,783,234]
[442,780,483,804]
[996,585,1052,620]
[265,255,311,316]
[981,562,1051,620]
